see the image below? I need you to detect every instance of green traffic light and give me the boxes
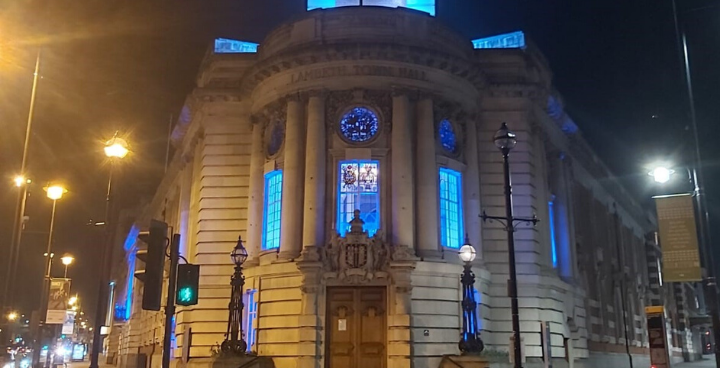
[178,287,194,303]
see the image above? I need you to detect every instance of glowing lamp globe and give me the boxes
[104,137,129,159]
[45,185,67,200]
[231,236,248,266]
[459,244,476,263]
[493,122,517,151]
[61,255,74,266]
[649,166,673,184]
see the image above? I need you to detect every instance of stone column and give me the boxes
[302,93,326,249]
[391,93,415,247]
[415,97,440,258]
[280,96,305,260]
[464,116,483,259]
[246,122,265,264]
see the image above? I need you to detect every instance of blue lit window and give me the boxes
[439,168,463,248]
[339,107,379,143]
[307,0,436,16]
[262,171,283,250]
[548,199,558,268]
[244,289,258,352]
[472,31,526,49]
[439,119,457,153]
[337,160,380,236]
[214,38,259,53]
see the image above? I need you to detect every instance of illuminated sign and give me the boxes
[472,31,526,49]
[307,0,436,16]
[214,38,259,54]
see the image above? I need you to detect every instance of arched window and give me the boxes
[339,107,380,143]
[262,170,283,250]
[439,168,463,248]
[337,160,380,236]
[438,119,457,153]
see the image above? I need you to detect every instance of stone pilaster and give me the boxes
[246,122,265,264]
[464,115,482,260]
[296,247,325,368]
[280,96,306,260]
[388,249,416,368]
[391,93,415,248]
[415,97,441,259]
[303,93,326,249]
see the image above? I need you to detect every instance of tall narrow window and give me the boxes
[244,289,258,352]
[337,160,380,236]
[439,168,463,249]
[262,171,283,250]
[548,198,559,268]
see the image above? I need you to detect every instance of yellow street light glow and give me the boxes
[45,185,67,200]
[7,312,18,321]
[71,306,78,311]
[104,136,129,159]
[14,176,24,187]
[68,296,78,305]
[61,255,74,266]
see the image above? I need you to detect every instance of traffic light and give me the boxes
[137,219,168,311]
[175,264,200,306]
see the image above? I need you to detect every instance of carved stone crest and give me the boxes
[320,210,393,284]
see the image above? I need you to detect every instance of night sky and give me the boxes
[0,0,718,323]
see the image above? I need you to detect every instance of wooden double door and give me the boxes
[326,287,387,368]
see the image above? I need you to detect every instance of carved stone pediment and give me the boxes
[321,210,407,285]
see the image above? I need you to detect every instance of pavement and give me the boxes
[675,358,718,368]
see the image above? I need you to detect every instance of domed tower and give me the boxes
[116,2,662,368]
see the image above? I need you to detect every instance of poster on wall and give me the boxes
[655,194,702,282]
[46,279,71,324]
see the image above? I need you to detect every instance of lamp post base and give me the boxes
[220,339,247,356]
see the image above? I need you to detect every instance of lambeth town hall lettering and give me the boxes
[290,65,429,84]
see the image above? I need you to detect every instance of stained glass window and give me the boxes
[339,107,379,143]
[439,168,463,248]
[337,160,380,236]
[262,171,283,250]
[267,121,284,156]
[439,119,457,153]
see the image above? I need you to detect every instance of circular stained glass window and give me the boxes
[439,119,457,153]
[267,121,285,156]
[339,107,379,143]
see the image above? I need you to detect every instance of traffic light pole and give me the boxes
[162,234,180,368]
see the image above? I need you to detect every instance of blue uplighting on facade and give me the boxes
[307,0,436,16]
[472,31,526,49]
[123,248,136,320]
[123,225,139,251]
[214,38,259,54]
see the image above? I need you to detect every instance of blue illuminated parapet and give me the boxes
[307,0,436,16]
[472,31,526,49]
[214,38,259,54]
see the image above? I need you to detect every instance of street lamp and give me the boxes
[89,133,129,368]
[221,236,249,355]
[458,238,484,354]
[60,255,74,278]
[7,312,18,321]
[68,296,77,306]
[649,161,720,363]
[480,123,538,368]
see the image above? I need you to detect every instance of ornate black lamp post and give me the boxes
[481,123,538,368]
[221,236,248,355]
[458,238,484,354]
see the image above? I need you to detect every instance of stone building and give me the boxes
[107,2,701,368]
